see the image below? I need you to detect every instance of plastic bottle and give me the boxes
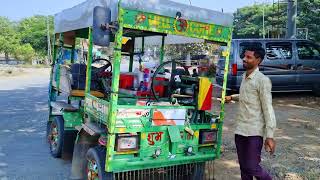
[142,68,150,91]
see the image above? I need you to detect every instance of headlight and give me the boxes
[199,130,217,144]
[185,146,194,156]
[115,134,139,152]
[155,149,161,156]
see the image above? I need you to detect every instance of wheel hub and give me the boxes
[49,124,59,151]
[87,159,99,180]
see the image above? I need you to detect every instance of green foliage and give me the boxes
[0,17,20,59]
[13,43,36,62]
[233,5,264,38]
[0,15,53,63]
[297,0,320,42]
[233,0,320,42]
[233,3,287,39]
[17,15,54,56]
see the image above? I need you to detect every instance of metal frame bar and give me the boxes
[105,4,125,172]
[71,44,75,63]
[160,35,165,64]
[85,28,93,95]
[129,37,135,72]
[55,33,64,91]
[216,39,232,158]
[48,34,57,119]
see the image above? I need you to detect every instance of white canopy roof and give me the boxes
[54,0,233,33]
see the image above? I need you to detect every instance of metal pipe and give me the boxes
[85,28,93,95]
[71,44,75,64]
[129,37,135,72]
[160,35,165,64]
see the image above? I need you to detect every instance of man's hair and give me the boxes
[242,46,266,62]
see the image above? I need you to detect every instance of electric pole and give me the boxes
[47,16,52,65]
[286,0,297,39]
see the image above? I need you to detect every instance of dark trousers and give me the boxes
[235,134,272,180]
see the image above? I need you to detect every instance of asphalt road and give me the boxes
[0,71,71,180]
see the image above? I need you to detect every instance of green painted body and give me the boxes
[217,40,232,158]
[63,111,83,128]
[122,10,232,43]
[48,2,232,174]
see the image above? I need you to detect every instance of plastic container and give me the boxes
[119,73,135,89]
[142,68,150,91]
[154,77,167,97]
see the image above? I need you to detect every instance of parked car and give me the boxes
[216,39,320,95]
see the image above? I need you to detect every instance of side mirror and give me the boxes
[93,6,111,46]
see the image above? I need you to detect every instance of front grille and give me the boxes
[113,161,215,180]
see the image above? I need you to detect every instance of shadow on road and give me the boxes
[0,86,71,179]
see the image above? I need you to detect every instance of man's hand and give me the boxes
[264,138,276,155]
[225,96,232,103]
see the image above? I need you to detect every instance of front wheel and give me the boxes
[48,116,64,158]
[85,146,113,180]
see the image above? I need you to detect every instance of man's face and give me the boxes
[242,50,260,70]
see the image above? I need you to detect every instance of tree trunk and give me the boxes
[5,52,9,60]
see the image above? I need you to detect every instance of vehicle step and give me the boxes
[51,101,78,112]
[82,122,105,136]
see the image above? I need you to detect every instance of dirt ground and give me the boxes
[0,66,50,90]
[214,93,320,180]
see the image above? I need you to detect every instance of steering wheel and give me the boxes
[91,58,112,97]
[151,60,191,102]
[92,58,112,77]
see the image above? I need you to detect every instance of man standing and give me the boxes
[225,46,276,180]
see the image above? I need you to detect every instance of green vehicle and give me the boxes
[47,0,233,179]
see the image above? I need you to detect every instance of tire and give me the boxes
[84,146,113,180]
[48,116,64,158]
[46,120,52,143]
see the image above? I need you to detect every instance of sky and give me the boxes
[0,0,262,21]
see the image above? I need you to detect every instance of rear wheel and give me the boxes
[48,116,64,158]
[85,146,113,180]
[46,120,52,142]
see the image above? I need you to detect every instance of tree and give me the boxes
[233,4,265,38]
[298,0,320,42]
[0,17,19,60]
[17,15,54,57]
[233,3,286,39]
[13,43,36,62]
[233,0,320,42]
